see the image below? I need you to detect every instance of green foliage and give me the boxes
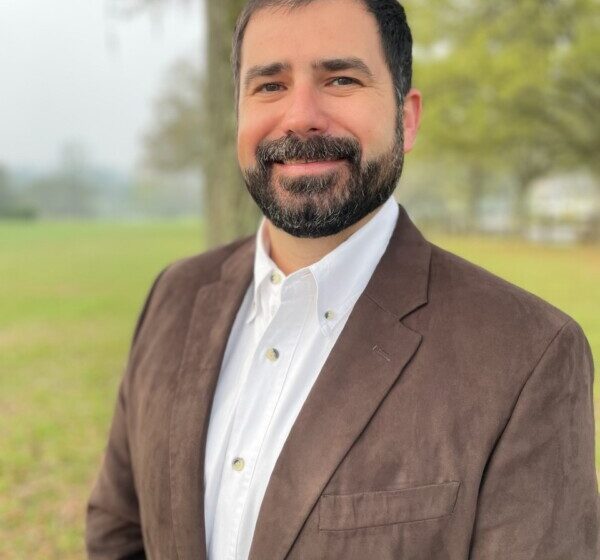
[26,144,97,219]
[142,59,205,173]
[411,0,600,178]
[0,165,37,220]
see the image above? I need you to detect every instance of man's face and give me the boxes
[237,0,406,238]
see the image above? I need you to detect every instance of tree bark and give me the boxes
[466,165,485,234]
[203,0,260,247]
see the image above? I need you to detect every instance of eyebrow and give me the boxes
[312,57,375,80]
[243,62,292,90]
[243,57,375,90]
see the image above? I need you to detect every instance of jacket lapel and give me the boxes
[248,204,432,560]
[169,238,255,560]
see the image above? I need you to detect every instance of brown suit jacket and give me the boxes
[86,204,599,559]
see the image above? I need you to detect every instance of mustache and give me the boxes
[255,134,361,168]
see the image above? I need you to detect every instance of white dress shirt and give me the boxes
[204,196,399,560]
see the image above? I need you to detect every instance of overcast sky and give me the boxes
[0,0,205,174]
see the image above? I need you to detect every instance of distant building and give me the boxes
[526,172,600,244]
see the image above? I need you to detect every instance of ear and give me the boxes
[402,88,423,153]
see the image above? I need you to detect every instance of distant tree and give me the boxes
[536,8,600,175]
[202,0,260,245]
[129,0,259,246]
[0,165,37,219]
[28,143,97,218]
[143,59,205,173]
[0,165,17,216]
[411,0,600,231]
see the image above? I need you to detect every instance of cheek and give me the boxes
[354,121,395,163]
[330,104,396,161]
[236,124,258,170]
[237,109,279,169]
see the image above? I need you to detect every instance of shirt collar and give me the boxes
[247,196,399,334]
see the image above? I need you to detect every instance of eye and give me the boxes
[256,82,283,93]
[329,76,360,87]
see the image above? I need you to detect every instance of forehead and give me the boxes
[240,0,386,73]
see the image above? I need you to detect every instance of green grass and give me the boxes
[1,220,598,558]
[1,220,204,559]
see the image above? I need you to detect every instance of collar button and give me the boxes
[270,271,283,285]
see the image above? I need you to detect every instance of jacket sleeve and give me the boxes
[85,267,167,560]
[469,319,600,559]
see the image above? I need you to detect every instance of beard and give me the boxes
[241,112,405,238]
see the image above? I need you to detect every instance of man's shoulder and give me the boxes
[156,234,254,295]
[130,234,254,345]
[426,242,574,337]
[416,243,591,394]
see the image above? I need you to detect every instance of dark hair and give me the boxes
[231,0,413,108]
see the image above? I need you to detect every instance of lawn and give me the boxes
[1,220,598,558]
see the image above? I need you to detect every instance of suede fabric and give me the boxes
[86,204,599,559]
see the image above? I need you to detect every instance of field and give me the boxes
[1,220,598,558]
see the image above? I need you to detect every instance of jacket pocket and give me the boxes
[318,480,460,532]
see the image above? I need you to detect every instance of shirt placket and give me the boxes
[223,276,311,560]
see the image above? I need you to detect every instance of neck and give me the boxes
[265,205,385,276]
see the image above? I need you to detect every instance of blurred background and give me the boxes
[1,0,598,557]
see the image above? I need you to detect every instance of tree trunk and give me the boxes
[513,162,544,238]
[203,0,260,247]
[465,165,485,234]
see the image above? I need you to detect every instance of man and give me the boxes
[86,0,599,558]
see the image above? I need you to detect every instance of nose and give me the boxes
[280,83,330,137]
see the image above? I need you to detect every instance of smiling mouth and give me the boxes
[270,159,346,178]
[273,158,339,164]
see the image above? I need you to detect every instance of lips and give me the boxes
[274,158,343,165]
[256,134,361,172]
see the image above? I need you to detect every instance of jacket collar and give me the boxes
[247,196,399,334]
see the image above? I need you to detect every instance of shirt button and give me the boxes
[265,347,280,362]
[324,310,335,320]
[232,457,245,471]
[270,271,283,285]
